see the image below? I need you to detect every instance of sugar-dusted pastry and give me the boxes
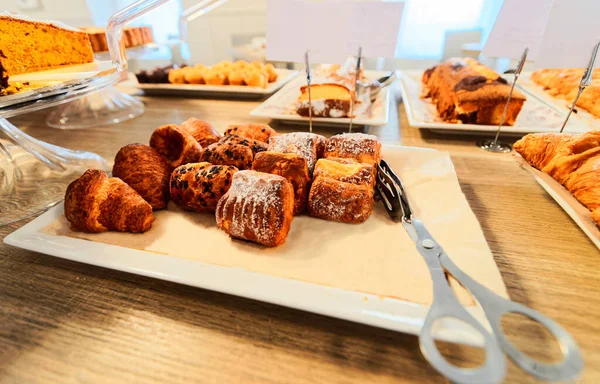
[252,152,310,215]
[216,170,294,247]
[170,162,238,213]
[65,169,154,233]
[422,58,526,125]
[220,134,267,155]
[180,118,222,147]
[243,68,268,88]
[168,67,187,84]
[112,144,171,210]
[268,132,326,175]
[204,68,227,85]
[228,69,245,85]
[149,124,203,169]
[514,132,600,225]
[200,141,254,170]
[264,63,278,83]
[313,158,375,188]
[324,132,382,165]
[308,177,374,224]
[224,123,275,144]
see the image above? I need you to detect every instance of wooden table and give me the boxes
[1,88,599,383]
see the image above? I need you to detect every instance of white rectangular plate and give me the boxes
[134,69,298,98]
[399,70,590,135]
[516,155,600,249]
[250,70,391,127]
[4,146,499,347]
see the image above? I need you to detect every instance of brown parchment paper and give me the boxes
[43,149,508,305]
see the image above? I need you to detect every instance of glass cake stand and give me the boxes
[0,0,172,226]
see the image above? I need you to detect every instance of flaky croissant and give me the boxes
[514,132,600,226]
[149,124,203,169]
[65,169,154,233]
[112,144,171,210]
[180,118,222,148]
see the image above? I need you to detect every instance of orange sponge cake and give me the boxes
[0,12,94,77]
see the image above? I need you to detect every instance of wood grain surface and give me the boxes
[1,85,599,383]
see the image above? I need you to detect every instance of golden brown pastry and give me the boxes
[313,158,375,188]
[252,151,310,215]
[514,132,600,226]
[324,133,382,165]
[168,67,187,84]
[308,177,374,224]
[233,60,248,69]
[170,162,238,213]
[112,144,171,210]
[200,141,254,170]
[180,118,222,147]
[65,169,154,233]
[228,69,245,85]
[216,170,294,247]
[204,68,227,85]
[268,132,326,175]
[224,123,275,144]
[264,63,278,83]
[422,58,526,125]
[243,68,268,88]
[183,65,206,84]
[149,124,203,169]
[220,134,267,155]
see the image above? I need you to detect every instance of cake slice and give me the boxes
[297,83,351,118]
[0,12,94,81]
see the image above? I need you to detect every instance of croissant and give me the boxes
[64,169,154,233]
[149,124,203,169]
[180,118,222,148]
[514,132,600,225]
[112,144,171,210]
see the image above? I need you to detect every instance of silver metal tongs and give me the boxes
[376,159,583,384]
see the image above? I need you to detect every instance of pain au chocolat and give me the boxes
[252,151,311,215]
[170,162,238,213]
[422,57,526,125]
[216,170,294,247]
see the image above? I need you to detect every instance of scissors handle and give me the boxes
[440,252,584,382]
[412,220,507,383]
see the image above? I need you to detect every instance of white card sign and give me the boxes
[536,0,600,68]
[482,0,553,61]
[266,0,404,63]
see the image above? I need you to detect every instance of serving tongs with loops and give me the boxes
[376,159,583,384]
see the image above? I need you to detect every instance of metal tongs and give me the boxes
[376,159,583,384]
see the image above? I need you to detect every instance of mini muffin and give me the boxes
[264,63,278,82]
[112,144,171,210]
[168,67,187,84]
[170,162,238,213]
[243,68,268,88]
[204,68,227,85]
[228,69,245,85]
[184,65,206,84]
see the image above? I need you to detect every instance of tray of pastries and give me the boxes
[250,60,392,127]
[516,69,600,131]
[133,60,298,98]
[398,58,590,135]
[514,132,600,249]
[5,121,509,345]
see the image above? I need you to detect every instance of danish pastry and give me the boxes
[180,118,222,147]
[112,144,171,210]
[200,141,254,170]
[65,169,154,233]
[252,151,310,215]
[224,123,275,143]
[324,133,382,165]
[267,132,326,175]
[216,170,294,247]
[149,124,203,169]
[170,162,238,213]
[220,134,267,155]
[308,177,374,224]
